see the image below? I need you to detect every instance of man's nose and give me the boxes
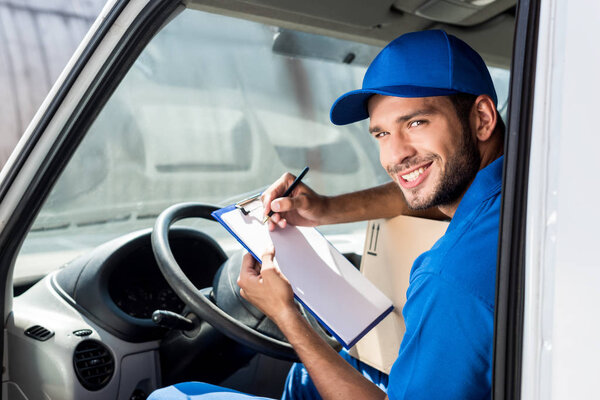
[384,132,416,165]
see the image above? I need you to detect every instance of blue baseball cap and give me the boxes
[330,30,498,125]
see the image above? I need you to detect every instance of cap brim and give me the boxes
[330,86,460,126]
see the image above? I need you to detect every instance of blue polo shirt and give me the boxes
[387,156,503,400]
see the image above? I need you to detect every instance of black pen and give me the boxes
[263,166,309,224]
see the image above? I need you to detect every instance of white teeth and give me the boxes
[402,167,426,182]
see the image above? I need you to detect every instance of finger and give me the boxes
[241,253,260,277]
[271,197,292,213]
[272,194,309,215]
[238,258,259,289]
[261,264,291,286]
[276,218,287,229]
[262,173,295,215]
[268,217,286,231]
[270,212,281,224]
[268,213,287,231]
[268,219,278,232]
[261,246,276,268]
[267,213,280,231]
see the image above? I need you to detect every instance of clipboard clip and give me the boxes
[235,193,262,215]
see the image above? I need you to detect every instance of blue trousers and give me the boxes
[148,350,388,399]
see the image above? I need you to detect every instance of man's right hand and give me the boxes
[262,172,329,231]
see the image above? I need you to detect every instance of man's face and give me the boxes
[368,95,481,210]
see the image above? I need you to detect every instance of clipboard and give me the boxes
[211,195,394,349]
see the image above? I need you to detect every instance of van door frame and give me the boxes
[0,2,182,398]
[493,0,540,398]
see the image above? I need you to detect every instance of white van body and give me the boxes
[522,0,600,398]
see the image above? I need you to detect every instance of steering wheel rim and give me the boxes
[151,202,339,361]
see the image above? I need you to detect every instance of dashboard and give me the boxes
[106,237,219,319]
[53,227,228,341]
[7,227,230,400]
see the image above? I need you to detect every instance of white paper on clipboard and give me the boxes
[212,198,394,349]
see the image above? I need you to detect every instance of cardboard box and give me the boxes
[349,215,448,373]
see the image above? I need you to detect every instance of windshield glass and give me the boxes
[15,8,510,285]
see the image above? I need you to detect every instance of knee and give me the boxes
[148,382,241,399]
[282,362,320,400]
[148,385,185,400]
[287,362,311,386]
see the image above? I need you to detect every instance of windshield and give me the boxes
[15,8,510,285]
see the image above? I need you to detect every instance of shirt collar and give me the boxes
[450,155,504,225]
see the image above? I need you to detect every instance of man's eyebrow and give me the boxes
[369,108,438,133]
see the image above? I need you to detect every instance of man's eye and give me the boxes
[409,120,425,128]
[374,131,389,139]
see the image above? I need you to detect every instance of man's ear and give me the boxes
[471,95,497,142]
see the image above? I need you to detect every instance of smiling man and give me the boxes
[150,30,504,400]
[369,94,501,216]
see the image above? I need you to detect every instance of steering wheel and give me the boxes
[151,202,341,361]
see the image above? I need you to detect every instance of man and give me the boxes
[150,29,504,400]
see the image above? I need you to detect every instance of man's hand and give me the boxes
[262,172,329,231]
[263,175,447,231]
[237,247,297,323]
[237,247,387,400]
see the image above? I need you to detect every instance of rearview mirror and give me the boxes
[272,29,380,67]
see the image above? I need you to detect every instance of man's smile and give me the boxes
[397,161,433,189]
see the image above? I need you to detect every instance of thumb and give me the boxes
[261,245,275,265]
[272,194,309,213]
[260,246,277,273]
[261,246,290,285]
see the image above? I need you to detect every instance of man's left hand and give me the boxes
[237,247,297,324]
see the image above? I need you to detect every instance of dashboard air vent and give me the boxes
[24,325,54,341]
[73,340,114,391]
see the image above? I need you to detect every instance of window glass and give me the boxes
[15,9,510,285]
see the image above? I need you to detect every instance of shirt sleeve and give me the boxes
[386,272,494,400]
